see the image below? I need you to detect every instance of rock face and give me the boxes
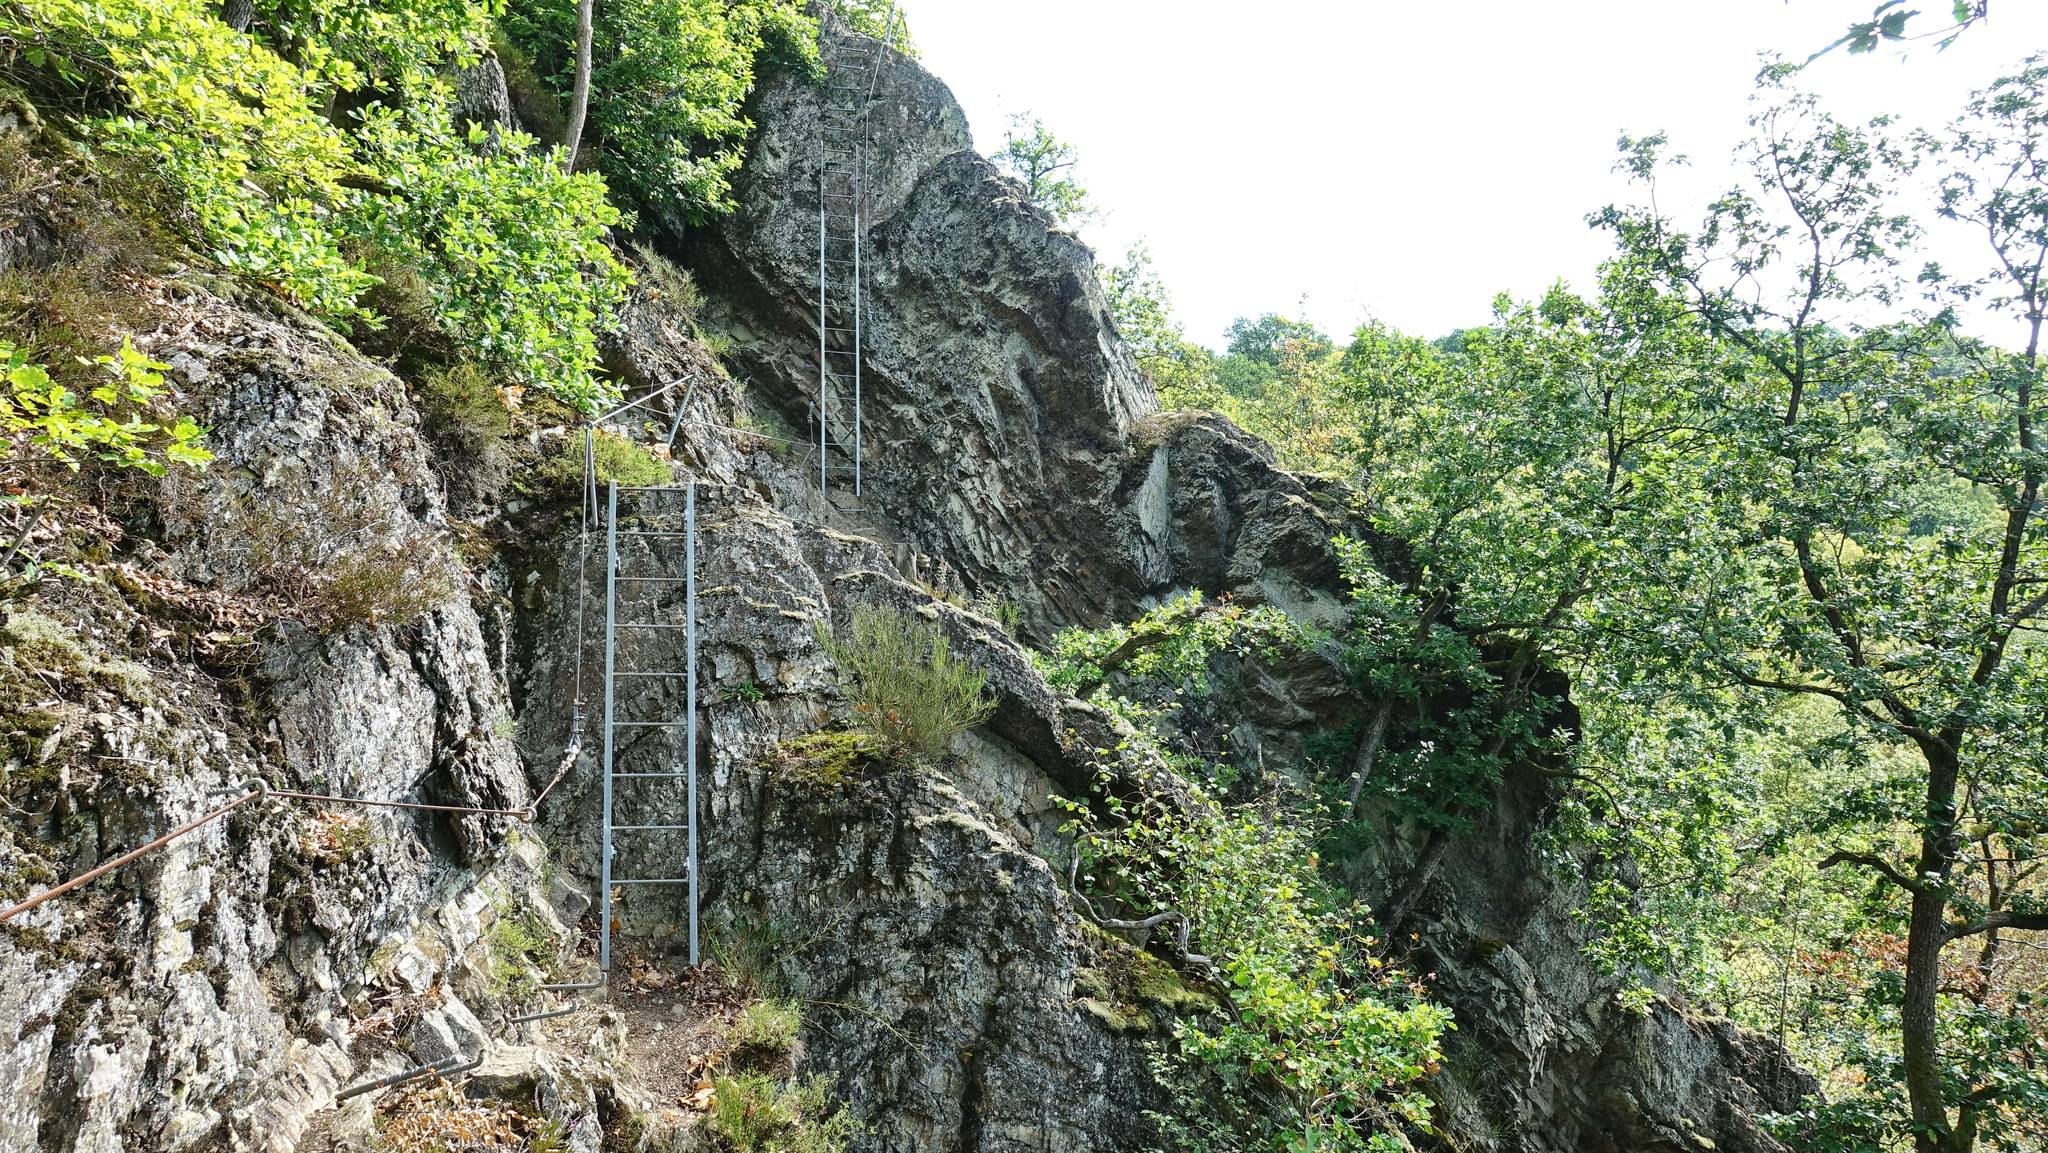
[0,14,1817,1153]
[683,15,1817,1153]
[0,273,557,1152]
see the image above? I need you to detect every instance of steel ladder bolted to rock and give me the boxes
[815,3,899,504]
[599,479,700,971]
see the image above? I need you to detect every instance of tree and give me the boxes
[562,0,593,169]
[1812,1,1990,61]
[1598,63,2048,1153]
[993,112,1090,226]
[1101,243,1219,407]
[501,0,816,220]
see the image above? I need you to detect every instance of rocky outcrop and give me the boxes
[683,15,1815,1153]
[0,216,622,1151]
[2,12,1818,1153]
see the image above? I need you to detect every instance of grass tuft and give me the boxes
[818,604,994,760]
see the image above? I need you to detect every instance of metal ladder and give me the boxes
[598,480,699,971]
[815,3,899,503]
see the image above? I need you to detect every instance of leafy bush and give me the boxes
[501,0,817,221]
[1036,590,1303,699]
[3,337,208,477]
[818,604,993,759]
[831,0,915,55]
[1049,592,1448,1151]
[707,1072,858,1153]
[352,99,627,412]
[2,0,630,410]
[3,337,211,576]
[1066,778,1450,1152]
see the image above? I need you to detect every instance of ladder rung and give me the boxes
[616,622,689,630]
[611,771,691,778]
[614,576,687,583]
[610,877,692,885]
[611,824,692,831]
[615,531,693,539]
[612,721,691,728]
[619,484,695,492]
[614,671,691,678]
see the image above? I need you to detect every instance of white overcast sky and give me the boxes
[902,1,2048,350]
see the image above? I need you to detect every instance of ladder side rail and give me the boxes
[600,481,619,972]
[685,482,700,967]
[818,119,831,501]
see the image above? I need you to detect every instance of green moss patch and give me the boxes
[1073,923,1213,1034]
[760,730,883,791]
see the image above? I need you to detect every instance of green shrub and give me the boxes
[2,0,630,411]
[832,0,916,55]
[1034,590,1303,699]
[351,97,628,412]
[1064,777,1450,1152]
[3,337,210,579]
[729,999,801,1069]
[526,429,672,497]
[500,0,818,221]
[707,1072,858,1153]
[818,604,994,759]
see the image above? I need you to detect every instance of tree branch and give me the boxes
[1820,849,1933,898]
[1945,909,2048,943]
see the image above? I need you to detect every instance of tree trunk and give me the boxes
[1381,828,1447,933]
[1343,700,1394,816]
[219,0,253,32]
[1902,746,1963,1153]
[1343,591,1449,815]
[561,0,594,170]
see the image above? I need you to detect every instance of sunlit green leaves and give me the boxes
[2,337,212,478]
[352,91,629,411]
[501,0,816,222]
[1,0,634,408]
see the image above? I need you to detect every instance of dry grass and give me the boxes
[374,1079,566,1153]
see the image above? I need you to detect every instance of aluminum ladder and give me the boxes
[814,3,899,503]
[598,480,699,971]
